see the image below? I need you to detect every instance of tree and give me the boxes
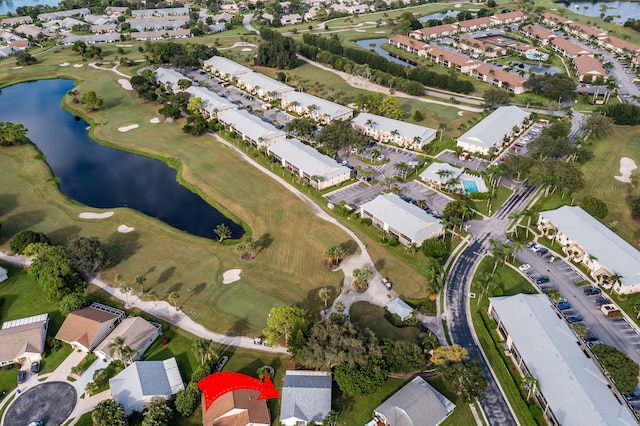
[168,291,180,311]
[92,399,128,426]
[174,382,201,417]
[421,238,449,263]
[440,360,487,402]
[158,103,182,119]
[9,230,50,254]
[192,339,218,365]
[318,287,332,308]
[335,300,346,313]
[15,51,36,66]
[324,245,347,266]
[108,336,133,363]
[334,358,388,396]
[442,200,472,222]
[29,245,86,301]
[186,97,204,115]
[135,274,147,295]
[59,292,88,316]
[483,88,511,108]
[322,410,339,426]
[431,344,469,365]
[80,90,104,111]
[581,113,613,139]
[263,305,307,349]
[142,398,173,426]
[182,114,209,136]
[236,236,256,258]
[213,223,232,242]
[581,196,608,219]
[119,281,132,306]
[146,289,159,306]
[383,340,428,373]
[0,122,29,146]
[591,344,639,392]
[67,235,110,275]
[352,265,373,290]
[419,330,440,351]
[521,373,538,402]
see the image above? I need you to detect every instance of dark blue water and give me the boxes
[0,0,61,15]
[0,79,243,239]
[558,1,640,24]
[355,38,416,68]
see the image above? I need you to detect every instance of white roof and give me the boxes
[282,91,353,120]
[457,106,528,150]
[280,371,332,423]
[352,113,437,143]
[238,72,294,95]
[154,67,188,91]
[217,109,285,142]
[94,317,160,358]
[267,138,350,181]
[184,86,235,114]
[419,162,464,185]
[204,56,251,77]
[360,193,443,243]
[489,294,637,426]
[541,206,640,287]
[386,297,413,321]
[3,314,48,329]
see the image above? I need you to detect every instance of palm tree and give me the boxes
[477,272,499,303]
[108,336,132,363]
[352,265,373,291]
[405,243,419,256]
[438,122,447,142]
[135,274,146,296]
[167,291,180,311]
[547,289,561,304]
[119,282,132,307]
[214,223,232,242]
[335,300,346,313]
[192,339,218,365]
[521,373,538,402]
[394,162,410,180]
[318,287,332,308]
[146,289,159,306]
[511,241,523,262]
[237,237,256,258]
[419,330,440,351]
[256,365,274,380]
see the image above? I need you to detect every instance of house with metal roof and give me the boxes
[0,314,48,366]
[0,266,7,283]
[281,92,353,124]
[373,376,455,425]
[235,72,294,101]
[128,16,189,31]
[267,139,351,190]
[110,357,184,415]
[386,297,414,321]
[360,193,443,246]
[489,294,637,426]
[55,303,124,352]
[204,56,251,80]
[457,106,529,155]
[203,389,270,426]
[352,113,437,150]
[184,86,236,119]
[280,370,332,425]
[217,109,286,147]
[538,206,640,294]
[419,162,464,189]
[94,317,162,362]
[154,67,189,92]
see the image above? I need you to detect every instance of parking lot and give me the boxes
[324,182,382,209]
[399,180,452,215]
[437,150,487,172]
[494,123,542,166]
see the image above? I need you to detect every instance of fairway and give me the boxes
[216,283,287,330]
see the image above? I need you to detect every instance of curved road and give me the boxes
[445,184,537,425]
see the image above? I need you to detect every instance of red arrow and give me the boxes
[197,372,280,410]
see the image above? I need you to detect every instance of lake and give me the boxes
[355,38,416,68]
[0,0,61,15]
[557,1,640,24]
[0,79,243,240]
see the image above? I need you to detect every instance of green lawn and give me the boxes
[216,283,287,330]
[40,344,73,375]
[349,301,421,343]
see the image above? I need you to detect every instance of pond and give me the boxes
[0,0,61,16]
[355,38,416,68]
[0,79,243,240]
[418,10,458,22]
[508,61,562,75]
[557,1,640,24]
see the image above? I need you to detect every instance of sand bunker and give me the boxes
[375,31,385,34]
[118,79,133,91]
[150,117,160,124]
[73,64,83,68]
[118,124,139,132]
[241,48,252,52]
[222,269,242,284]
[116,44,132,47]
[455,3,461,7]
[365,21,376,25]
[12,66,23,70]
[458,111,464,116]
[59,62,69,67]
[355,29,366,32]
[118,224,134,233]
[79,211,114,219]
[615,157,638,183]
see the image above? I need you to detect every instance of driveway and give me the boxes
[5,382,77,426]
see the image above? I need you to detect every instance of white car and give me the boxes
[518,264,532,272]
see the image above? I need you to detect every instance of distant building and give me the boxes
[128,16,189,31]
[281,91,353,124]
[131,30,191,40]
[154,67,189,91]
[2,16,33,26]
[422,46,480,73]
[184,86,236,118]
[217,109,286,147]
[131,7,190,18]
[203,56,251,80]
[520,25,556,46]
[0,314,48,366]
[386,297,413,321]
[280,370,332,425]
[469,64,526,94]
[37,8,90,21]
[419,162,464,189]
[457,106,529,155]
[0,267,7,283]
[352,113,437,150]
[389,34,428,55]
[359,193,443,246]
[573,55,608,82]
[235,72,294,100]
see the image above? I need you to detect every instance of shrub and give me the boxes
[388,238,399,247]
[360,218,372,226]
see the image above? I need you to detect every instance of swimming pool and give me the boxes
[462,180,479,193]
[525,52,549,61]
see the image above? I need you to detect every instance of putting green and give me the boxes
[216,283,287,329]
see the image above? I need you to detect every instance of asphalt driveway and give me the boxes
[5,382,77,426]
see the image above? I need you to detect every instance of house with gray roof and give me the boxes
[217,109,286,147]
[360,193,443,247]
[538,205,640,294]
[131,29,191,40]
[236,72,294,100]
[374,376,455,426]
[419,162,464,189]
[267,138,351,190]
[0,314,48,366]
[0,266,7,283]
[184,86,236,118]
[38,8,90,21]
[203,56,251,80]
[352,113,437,150]
[489,294,637,426]
[131,7,190,18]
[61,33,120,44]
[386,297,414,321]
[456,106,529,155]
[154,67,189,92]
[94,316,162,362]
[280,370,332,425]
[281,91,353,124]
[110,357,184,415]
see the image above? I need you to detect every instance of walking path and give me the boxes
[88,62,130,79]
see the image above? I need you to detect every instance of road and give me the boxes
[243,13,259,35]
[445,184,538,425]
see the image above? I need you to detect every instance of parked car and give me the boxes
[595,295,610,306]
[557,302,572,310]
[624,391,640,401]
[537,248,549,256]
[215,356,229,372]
[558,297,568,304]
[584,286,601,295]
[585,332,598,342]
[376,154,385,162]
[339,160,348,166]
[30,361,39,374]
[535,276,550,284]
[382,278,392,290]
[531,243,542,252]
[28,421,44,426]
[17,370,26,384]
[548,255,556,263]
[525,242,534,249]
[565,314,583,323]
[518,264,531,272]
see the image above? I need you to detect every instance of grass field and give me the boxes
[349,301,421,343]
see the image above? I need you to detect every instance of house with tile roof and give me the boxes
[203,389,270,426]
[55,303,125,351]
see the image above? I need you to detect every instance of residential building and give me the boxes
[457,105,529,155]
[352,113,437,150]
[38,8,90,21]
[386,297,413,321]
[0,266,7,283]
[520,25,556,45]
[58,17,88,30]
[0,314,48,366]
[359,193,443,246]
[469,64,526,94]
[217,109,286,147]
[419,162,464,189]
[90,24,117,33]
[154,67,189,92]
[601,35,640,56]
[55,303,125,351]
[281,13,303,25]
[235,72,293,100]
[373,376,455,426]
[110,357,185,415]
[538,206,640,294]
[550,37,592,58]
[281,91,353,123]
[422,46,480,73]
[455,36,506,58]
[489,294,638,426]
[389,34,428,55]
[573,54,608,82]
[104,6,129,17]
[566,21,607,42]
[280,370,332,425]
[128,16,190,31]
[83,15,113,25]
[411,24,458,41]
[94,317,162,362]
[131,30,191,40]
[184,86,236,118]
[2,16,33,26]
[541,12,573,28]
[267,138,351,190]
[492,10,525,24]
[61,33,121,44]
[131,7,190,18]
[456,16,493,32]
[220,2,241,14]
[203,56,251,80]
[14,24,46,39]
[202,389,270,426]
